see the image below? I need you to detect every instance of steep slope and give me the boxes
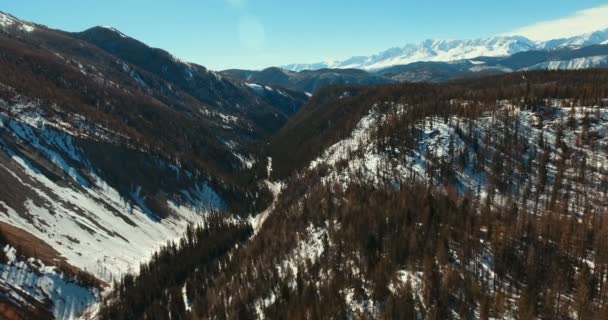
[0,11,306,318]
[100,70,608,319]
[221,67,395,93]
[74,27,307,134]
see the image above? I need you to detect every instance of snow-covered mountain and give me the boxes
[283,29,608,71]
[523,55,608,71]
[226,43,608,88]
[0,11,36,33]
[538,28,608,50]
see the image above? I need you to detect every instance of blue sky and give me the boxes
[3,0,608,70]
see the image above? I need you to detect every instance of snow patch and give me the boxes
[250,181,283,235]
[0,245,99,320]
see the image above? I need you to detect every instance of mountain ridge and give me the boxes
[0,11,305,318]
[3,9,608,320]
[282,29,608,71]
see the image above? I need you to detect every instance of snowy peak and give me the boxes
[81,25,134,42]
[282,30,608,71]
[538,28,608,50]
[0,11,35,33]
[99,25,130,38]
[283,35,536,71]
[382,35,535,68]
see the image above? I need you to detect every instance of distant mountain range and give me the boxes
[224,43,608,89]
[282,29,608,71]
[376,43,608,82]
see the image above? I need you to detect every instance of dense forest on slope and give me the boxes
[221,67,395,93]
[0,19,306,215]
[0,12,304,317]
[100,70,608,319]
[99,215,252,320]
[269,70,608,178]
[6,8,608,319]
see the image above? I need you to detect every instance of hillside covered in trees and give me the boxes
[99,70,608,319]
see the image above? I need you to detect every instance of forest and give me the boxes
[100,70,608,319]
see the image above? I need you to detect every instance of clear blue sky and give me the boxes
[3,0,608,70]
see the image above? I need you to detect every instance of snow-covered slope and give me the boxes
[0,109,225,281]
[0,12,307,318]
[0,245,98,320]
[538,28,608,50]
[523,55,608,71]
[0,11,36,33]
[0,101,227,318]
[282,29,608,71]
[309,98,608,216]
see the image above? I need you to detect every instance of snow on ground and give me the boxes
[250,157,284,236]
[0,12,35,33]
[233,152,255,169]
[245,83,265,91]
[261,98,608,319]
[250,180,284,236]
[0,245,99,320]
[182,283,191,312]
[390,270,423,300]
[0,132,221,282]
[523,55,608,71]
[344,286,378,317]
[245,83,288,99]
[309,104,383,170]
[121,62,149,90]
[0,109,227,280]
[253,223,327,319]
[0,108,227,318]
[253,291,277,320]
[278,224,326,282]
[309,100,608,215]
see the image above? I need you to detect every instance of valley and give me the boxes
[1,7,608,320]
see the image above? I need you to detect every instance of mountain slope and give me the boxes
[100,70,608,319]
[221,67,396,93]
[74,26,307,133]
[0,11,307,318]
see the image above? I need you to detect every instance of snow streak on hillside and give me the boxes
[0,245,98,319]
[0,111,224,281]
[0,12,35,33]
[0,104,226,318]
[524,55,608,71]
